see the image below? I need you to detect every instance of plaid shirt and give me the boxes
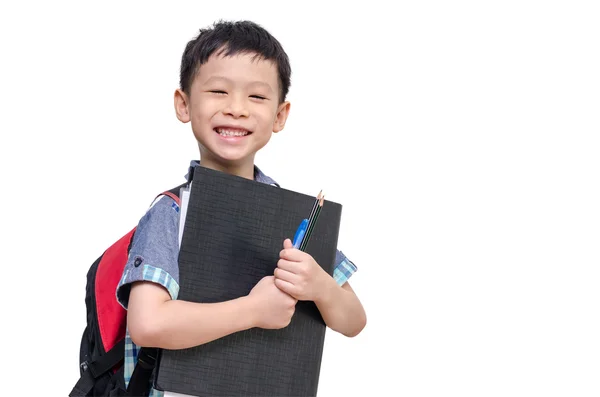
[116,163,357,395]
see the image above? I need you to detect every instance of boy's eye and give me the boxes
[209,90,227,95]
[250,95,267,100]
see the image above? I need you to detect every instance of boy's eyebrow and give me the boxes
[203,76,274,93]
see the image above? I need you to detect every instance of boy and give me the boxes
[116,20,367,395]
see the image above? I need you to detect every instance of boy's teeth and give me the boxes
[216,128,249,137]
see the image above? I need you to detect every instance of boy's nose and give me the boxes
[223,95,249,118]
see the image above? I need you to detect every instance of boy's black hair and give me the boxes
[180,20,291,103]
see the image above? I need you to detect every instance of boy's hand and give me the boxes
[274,239,332,302]
[248,275,297,329]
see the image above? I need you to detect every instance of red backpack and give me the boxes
[70,184,186,397]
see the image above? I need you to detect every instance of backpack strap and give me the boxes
[69,339,126,396]
[149,182,187,208]
[161,191,180,204]
[126,347,159,396]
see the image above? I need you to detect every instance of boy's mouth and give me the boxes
[214,127,252,137]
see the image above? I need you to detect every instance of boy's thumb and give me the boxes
[283,238,293,249]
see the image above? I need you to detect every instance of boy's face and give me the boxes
[175,51,290,173]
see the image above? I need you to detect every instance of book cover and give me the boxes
[155,166,342,396]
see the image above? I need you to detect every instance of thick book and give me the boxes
[154,166,343,397]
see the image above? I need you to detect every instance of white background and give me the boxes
[1,1,599,396]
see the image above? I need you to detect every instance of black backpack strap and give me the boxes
[69,339,126,396]
[69,367,95,397]
[167,181,190,199]
[125,347,159,396]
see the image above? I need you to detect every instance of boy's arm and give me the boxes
[127,281,253,349]
[127,276,296,349]
[117,196,296,350]
[314,280,366,338]
[275,240,367,337]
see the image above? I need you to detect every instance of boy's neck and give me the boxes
[199,157,255,180]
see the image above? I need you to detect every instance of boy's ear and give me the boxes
[174,89,190,123]
[273,101,291,133]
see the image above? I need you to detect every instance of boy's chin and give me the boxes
[216,150,253,163]
[213,144,265,162]
[202,149,254,167]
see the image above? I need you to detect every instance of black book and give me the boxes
[155,166,343,397]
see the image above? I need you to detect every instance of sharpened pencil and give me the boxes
[306,190,322,227]
[300,194,324,251]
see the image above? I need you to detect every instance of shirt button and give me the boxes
[134,257,143,267]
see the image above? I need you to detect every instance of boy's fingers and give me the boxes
[283,238,293,249]
[280,248,305,261]
[274,278,297,297]
[277,258,299,273]
[274,267,297,283]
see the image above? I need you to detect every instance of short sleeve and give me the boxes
[333,249,357,286]
[116,196,181,309]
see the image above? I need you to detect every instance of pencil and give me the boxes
[306,190,322,227]
[299,192,321,251]
[303,192,322,240]
[300,195,324,251]
[301,196,324,250]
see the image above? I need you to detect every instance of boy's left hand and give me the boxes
[274,238,332,302]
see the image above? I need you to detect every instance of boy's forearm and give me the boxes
[130,296,256,349]
[315,279,367,337]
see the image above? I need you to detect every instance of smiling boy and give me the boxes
[116,20,366,396]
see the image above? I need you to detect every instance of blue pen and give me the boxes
[292,219,309,249]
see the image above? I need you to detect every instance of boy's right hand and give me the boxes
[248,275,297,329]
